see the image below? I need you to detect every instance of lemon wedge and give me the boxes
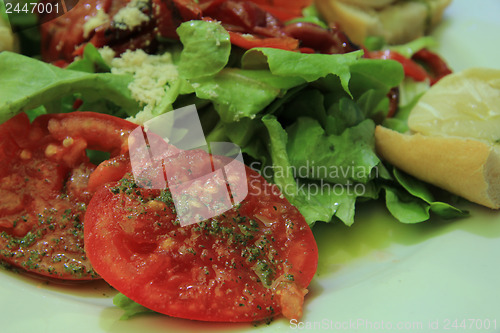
[375,68,500,209]
[408,68,500,143]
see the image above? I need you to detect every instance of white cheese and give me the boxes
[82,9,110,38]
[109,49,179,124]
[98,46,116,66]
[112,0,150,30]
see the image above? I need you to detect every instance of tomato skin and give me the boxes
[0,112,139,279]
[228,31,299,51]
[366,50,429,82]
[366,49,452,85]
[84,148,318,322]
[200,0,312,21]
[40,0,353,60]
[283,22,359,54]
[411,48,452,85]
[39,0,202,63]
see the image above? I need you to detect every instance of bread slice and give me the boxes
[374,125,500,209]
[315,0,452,45]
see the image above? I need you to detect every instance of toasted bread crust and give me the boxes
[315,0,452,45]
[374,126,500,209]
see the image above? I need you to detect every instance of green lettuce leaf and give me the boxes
[393,168,469,219]
[261,115,380,226]
[191,68,305,122]
[66,43,111,73]
[287,117,379,184]
[383,185,431,223]
[177,20,231,79]
[113,293,154,320]
[242,47,363,95]
[382,167,468,224]
[0,52,140,123]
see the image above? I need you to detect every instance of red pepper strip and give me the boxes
[73,98,84,110]
[386,87,399,118]
[365,50,429,82]
[228,31,299,51]
[249,4,307,21]
[412,48,452,85]
[51,60,70,68]
[299,47,315,54]
[200,0,313,22]
[248,0,312,20]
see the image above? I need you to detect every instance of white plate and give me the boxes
[2,0,500,332]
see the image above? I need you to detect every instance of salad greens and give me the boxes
[0,19,467,226]
[0,51,139,122]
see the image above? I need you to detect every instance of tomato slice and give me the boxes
[0,112,138,279]
[84,147,318,322]
[228,31,299,51]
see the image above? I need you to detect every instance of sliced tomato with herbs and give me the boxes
[0,112,138,279]
[84,148,318,322]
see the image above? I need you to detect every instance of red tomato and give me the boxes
[246,0,312,21]
[366,49,429,82]
[366,48,452,85]
[228,31,299,51]
[0,112,138,279]
[200,0,357,54]
[84,148,318,322]
[283,22,359,54]
[411,48,452,85]
[200,0,285,38]
[200,0,312,21]
[39,0,201,63]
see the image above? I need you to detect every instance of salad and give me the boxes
[1,0,499,331]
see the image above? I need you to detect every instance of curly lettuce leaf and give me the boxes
[261,115,380,226]
[287,117,379,184]
[241,47,363,95]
